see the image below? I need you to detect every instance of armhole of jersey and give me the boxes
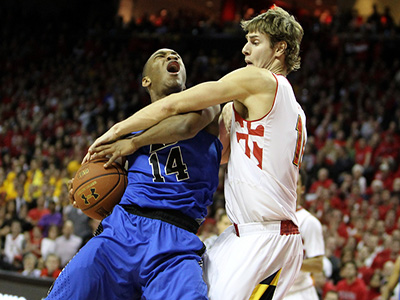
[232,73,278,123]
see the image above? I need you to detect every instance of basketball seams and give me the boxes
[72,159,127,219]
[81,173,123,212]
[73,172,122,192]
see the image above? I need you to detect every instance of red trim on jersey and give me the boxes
[231,71,278,123]
[233,223,240,237]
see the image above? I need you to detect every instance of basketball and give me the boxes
[72,158,128,220]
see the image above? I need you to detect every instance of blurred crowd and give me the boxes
[1,2,400,299]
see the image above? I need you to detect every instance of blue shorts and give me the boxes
[46,205,208,300]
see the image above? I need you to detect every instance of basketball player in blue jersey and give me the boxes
[88,6,306,299]
[46,48,222,300]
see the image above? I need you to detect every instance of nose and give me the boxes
[242,43,250,56]
[167,53,179,60]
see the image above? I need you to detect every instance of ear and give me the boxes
[275,41,287,56]
[142,76,151,88]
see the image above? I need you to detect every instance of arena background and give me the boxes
[1,0,400,299]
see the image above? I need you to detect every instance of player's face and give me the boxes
[242,32,277,69]
[145,49,187,96]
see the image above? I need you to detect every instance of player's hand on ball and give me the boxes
[88,127,119,156]
[89,139,137,168]
[68,178,79,208]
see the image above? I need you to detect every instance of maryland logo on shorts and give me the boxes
[249,269,282,300]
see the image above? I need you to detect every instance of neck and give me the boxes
[268,58,287,76]
[346,277,356,284]
[149,87,182,102]
[270,64,287,75]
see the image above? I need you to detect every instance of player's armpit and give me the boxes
[218,102,233,164]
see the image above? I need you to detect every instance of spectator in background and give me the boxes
[309,168,334,194]
[38,200,62,237]
[324,290,339,300]
[23,225,43,258]
[16,203,33,233]
[336,260,367,300]
[354,137,372,175]
[41,224,58,261]
[40,253,62,279]
[63,200,91,240]
[21,252,41,277]
[366,271,381,300]
[27,196,50,226]
[3,219,25,270]
[54,220,82,267]
[313,271,336,299]
[352,164,367,195]
[4,200,17,221]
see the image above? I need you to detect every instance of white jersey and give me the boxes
[285,207,325,296]
[224,73,307,225]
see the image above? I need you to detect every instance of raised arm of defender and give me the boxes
[88,66,276,154]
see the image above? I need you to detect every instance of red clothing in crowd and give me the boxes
[354,142,372,166]
[336,278,367,300]
[309,178,334,193]
[40,268,61,279]
[366,287,380,300]
[27,208,50,224]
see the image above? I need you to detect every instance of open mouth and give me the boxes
[167,61,180,73]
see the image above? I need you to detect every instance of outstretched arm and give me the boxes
[87,67,259,153]
[86,106,220,167]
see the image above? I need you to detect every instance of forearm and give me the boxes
[131,107,219,149]
[113,81,239,139]
[300,256,323,273]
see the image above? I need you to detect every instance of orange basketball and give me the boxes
[72,158,128,220]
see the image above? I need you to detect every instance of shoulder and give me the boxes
[224,66,276,86]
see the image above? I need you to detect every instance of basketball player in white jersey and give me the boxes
[87,6,306,299]
[284,170,325,300]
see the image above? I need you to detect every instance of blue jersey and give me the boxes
[120,129,222,223]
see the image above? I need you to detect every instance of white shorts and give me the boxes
[283,285,319,300]
[203,221,303,300]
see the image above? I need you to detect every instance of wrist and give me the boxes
[130,137,139,152]
[112,123,122,139]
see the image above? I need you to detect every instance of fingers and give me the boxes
[104,153,119,168]
[68,178,74,190]
[82,152,91,164]
[68,178,77,207]
[88,137,101,154]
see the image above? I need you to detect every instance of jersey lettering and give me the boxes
[149,144,189,182]
[236,122,264,169]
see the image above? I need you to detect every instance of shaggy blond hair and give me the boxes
[241,6,304,73]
